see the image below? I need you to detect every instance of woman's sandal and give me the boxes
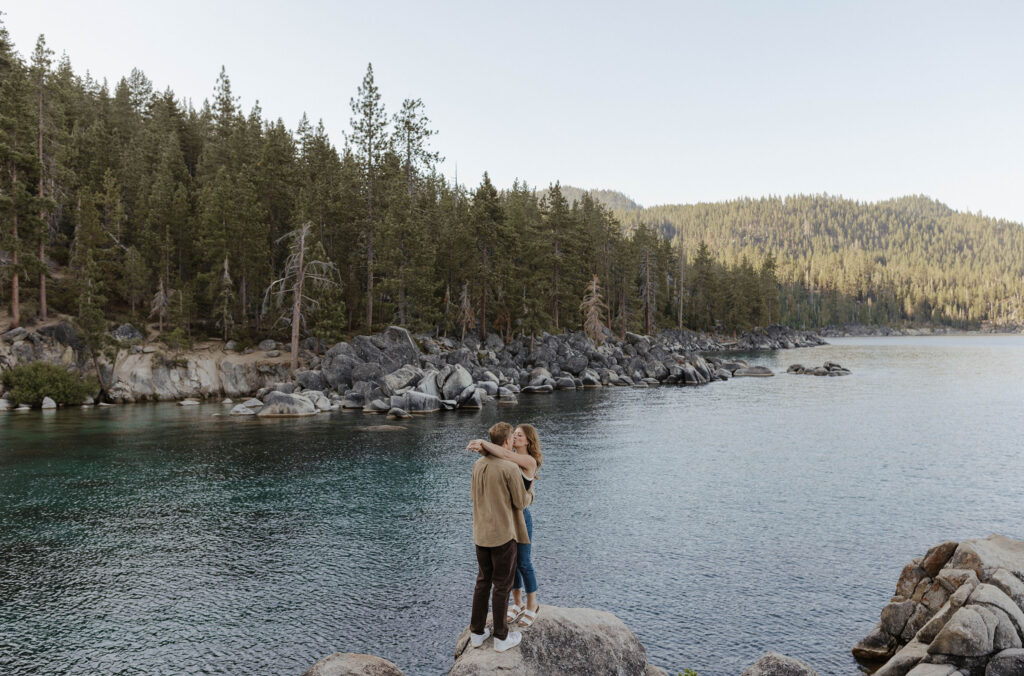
[517,608,538,627]
[506,604,524,623]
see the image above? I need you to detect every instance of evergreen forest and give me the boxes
[2,21,1022,352]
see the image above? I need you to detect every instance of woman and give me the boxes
[467,424,543,628]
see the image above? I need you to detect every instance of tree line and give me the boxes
[0,22,786,349]
[8,20,1017,350]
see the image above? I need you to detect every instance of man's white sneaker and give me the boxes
[469,628,490,648]
[493,630,522,652]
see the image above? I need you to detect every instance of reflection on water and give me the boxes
[1,336,1023,675]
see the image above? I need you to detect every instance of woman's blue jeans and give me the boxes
[514,507,538,594]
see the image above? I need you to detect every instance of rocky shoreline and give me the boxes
[0,322,825,410]
[853,535,1024,676]
[819,324,1024,338]
[297,535,1024,675]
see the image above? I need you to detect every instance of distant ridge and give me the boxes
[535,185,642,212]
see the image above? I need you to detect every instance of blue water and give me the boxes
[1,336,1022,675]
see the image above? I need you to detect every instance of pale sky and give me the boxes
[5,1,1024,223]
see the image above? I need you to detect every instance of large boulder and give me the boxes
[441,364,474,401]
[378,326,421,372]
[352,362,385,385]
[415,369,442,399]
[323,354,361,390]
[739,652,820,675]
[449,606,661,676]
[110,323,144,342]
[295,369,327,392]
[404,391,441,413]
[301,652,405,676]
[2,327,28,343]
[39,320,81,349]
[256,391,317,417]
[380,364,422,396]
[987,649,1024,676]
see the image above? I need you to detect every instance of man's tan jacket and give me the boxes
[471,455,533,547]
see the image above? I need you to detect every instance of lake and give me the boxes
[1,336,1023,675]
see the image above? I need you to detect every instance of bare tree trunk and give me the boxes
[553,264,559,331]
[11,167,20,327]
[480,287,487,340]
[644,248,652,335]
[38,89,47,321]
[620,286,627,339]
[38,241,46,321]
[677,243,684,331]
[240,275,247,322]
[366,233,374,330]
[290,228,306,376]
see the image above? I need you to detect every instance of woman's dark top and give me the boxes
[522,471,533,491]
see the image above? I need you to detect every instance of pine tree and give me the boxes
[349,63,389,330]
[457,281,475,341]
[30,35,57,321]
[0,21,47,327]
[215,255,236,341]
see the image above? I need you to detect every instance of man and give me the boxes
[468,421,532,652]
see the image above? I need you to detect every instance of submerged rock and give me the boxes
[733,366,774,377]
[739,652,819,675]
[301,652,405,676]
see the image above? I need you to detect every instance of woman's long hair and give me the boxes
[517,424,542,473]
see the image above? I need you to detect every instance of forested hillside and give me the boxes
[616,195,1024,329]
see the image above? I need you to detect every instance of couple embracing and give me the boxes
[465,422,543,652]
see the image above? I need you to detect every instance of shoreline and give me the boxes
[1,322,825,411]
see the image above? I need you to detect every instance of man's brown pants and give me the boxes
[470,539,518,640]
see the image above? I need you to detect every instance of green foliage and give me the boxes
[308,284,348,346]
[2,15,1020,343]
[1,361,95,406]
[679,670,699,676]
[162,327,191,351]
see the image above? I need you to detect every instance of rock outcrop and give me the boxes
[853,535,1024,676]
[787,361,851,376]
